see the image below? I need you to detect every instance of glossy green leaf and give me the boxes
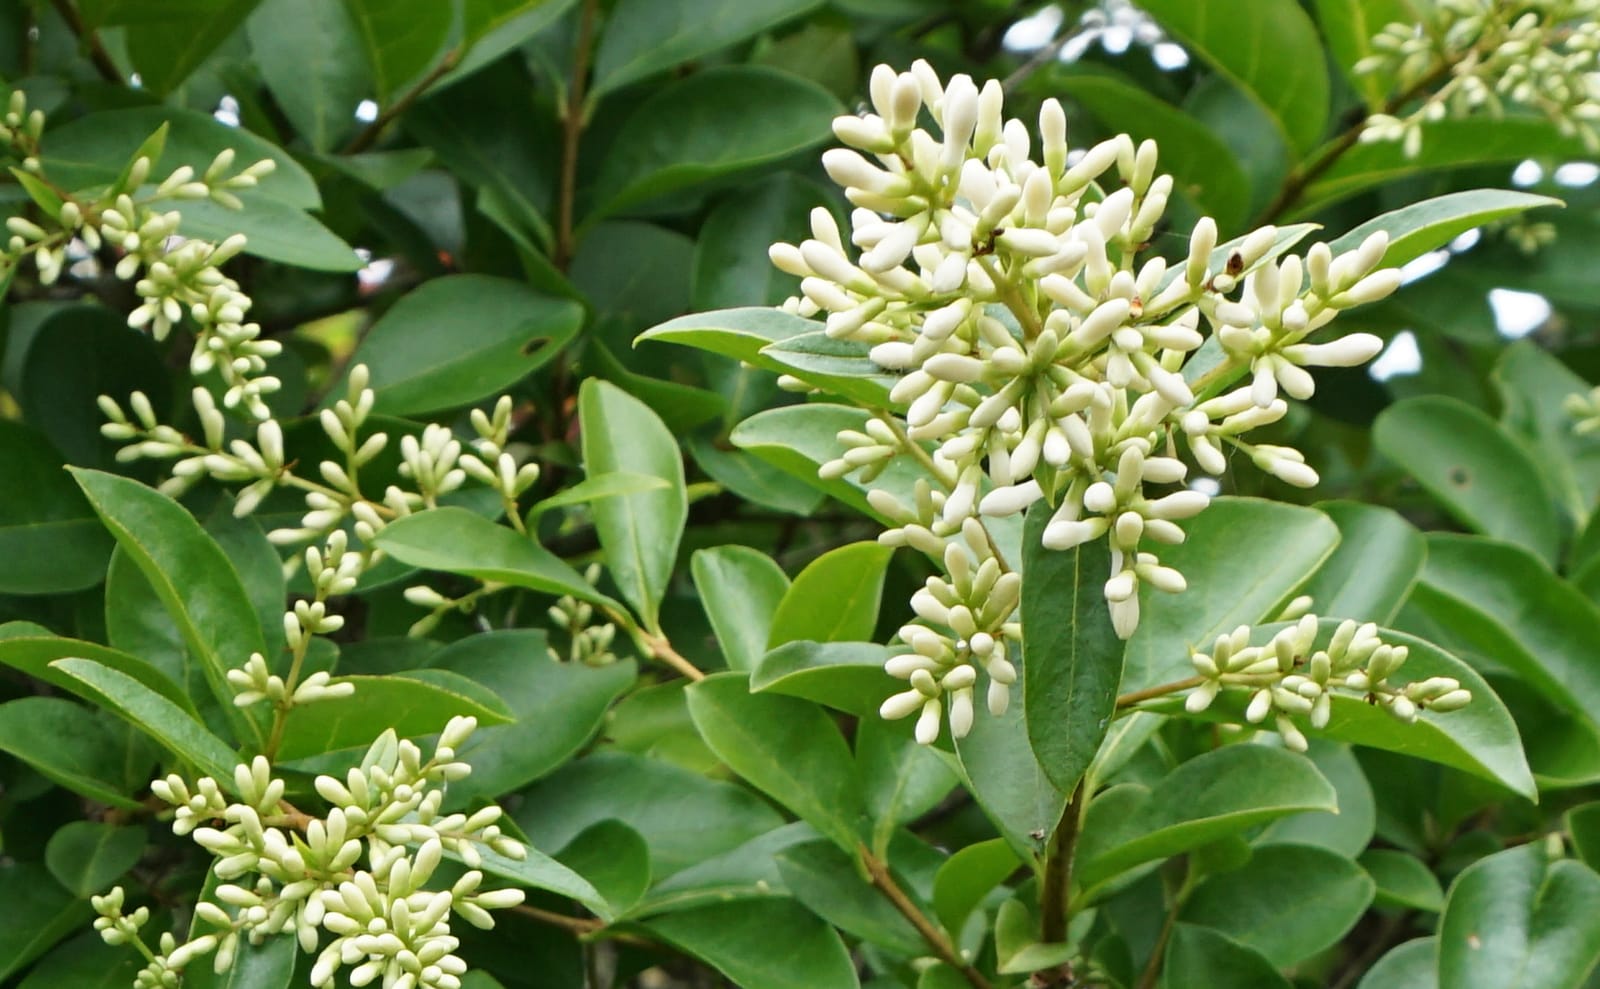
[275,674,512,761]
[1567,802,1600,870]
[1326,190,1564,272]
[687,436,827,516]
[0,697,144,809]
[1359,938,1440,989]
[1361,849,1445,912]
[1299,501,1425,624]
[857,716,960,856]
[687,672,865,853]
[767,541,892,647]
[1076,745,1336,892]
[638,306,821,366]
[1373,397,1561,566]
[1494,341,1600,527]
[1182,843,1374,967]
[751,640,895,716]
[122,0,263,96]
[51,657,239,782]
[183,932,296,989]
[45,822,146,898]
[470,846,614,922]
[932,837,1020,937]
[0,631,198,717]
[525,471,670,518]
[692,176,822,310]
[591,67,841,218]
[1138,0,1329,153]
[427,630,636,804]
[174,192,361,272]
[1439,844,1600,989]
[71,468,265,741]
[692,545,791,672]
[579,379,688,631]
[1023,504,1124,794]
[757,332,897,406]
[0,422,113,594]
[1258,741,1376,858]
[344,0,451,101]
[776,839,925,955]
[14,933,142,989]
[247,0,366,151]
[340,275,582,415]
[555,819,651,915]
[1161,923,1292,989]
[373,508,621,611]
[0,864,91,981]
[453,0,577,80]
[634,821,815,916]
[1120,498,1340,692]
[951,687,1070,853]
[640,898,860,989]
[591,0,823,96]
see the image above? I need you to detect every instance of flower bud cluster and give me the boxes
[875,513,1021,743]
[1357,0,1600,156]
[546,564,620,665]
[783,59,1398,706]
[1563,383,1600,434]
[100,718,526,989]
[1181,616,1472,751]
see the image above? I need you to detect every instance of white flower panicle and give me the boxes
[1181,616,1472,752]
[1358,0,1600,156]
[1563,384,1600,434]
[784,62,1400,740]
[98,719,526,989]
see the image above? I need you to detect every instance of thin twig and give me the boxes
[642,632,705,682]
[1116,675,1204,709]
[512,903,605,935]
[554,0,599,269]
[1133,863,1188,989]
[343,48,462,155]
[50,0,121,84]
[861,846,995,989]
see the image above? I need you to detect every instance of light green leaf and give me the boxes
[553,819,651,916]
[172,194,362,272]
[247,0,367,151]
[775,839,925,955]
[1300,501,1426,624]
[767,541,892,648]
[1439,845,1600,989]
[1138,0,1330,154]
[640,899,860,989]
[1326,190,1564,272]
[0,698,144,809]
[591,67,841,219]
[45,822,146,898]
[579,379,688,631]
[692,545,791,672]
[51,657,239,782]
[687,672,865,853]
[343,0,451,101]
[1494,341,1600,528]
[275,674,513,761]
[0,422,113,594]
[591,0,822,96]
[525,471,670,519]
[1076,745,1336,892]
[687,436,827,517]
[757,333,897,406]
[751,640,895,716]
[338,275,582,415]
[1313,0,1412,107]
[1258,741,1376,858]
[1022,504,1125,794]
[1361,849,1445,912]
[638,306,822,366]
[1359,938,1440,989]
[932,837,1021,938]
[1161,923,1292,989]
[470,846,615,922]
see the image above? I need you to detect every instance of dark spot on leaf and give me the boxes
[1448,466,1471,487]
[521,336,551,356]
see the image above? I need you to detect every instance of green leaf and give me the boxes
[1360,849,1445,912]
[1058,70,1252,229]
[1137,0,1329,154]
[45,822,146,898]
[183,933,296,989]
[517,751,785,876]
[426,630,636,805]
[590,0,822,96]
[123,0,264,96]
[343,0,451,101]
[525,471,670,519]
[639,899,860,989]
[951,687,1070,853]
[275,674,513,761]
[0,698,144,809]
[1313,0,1415,108]
[756,333,897,406]
[1359,938,1439,989]
[1495,341,1600,528]
[1439,844,1600,989]
[339,275,583,415]
[1120,498,1340,693]
[692,545,791,672]
[51,657,239,782]
[579,379,689,631]
[1022,505,1124,794]
[634,821,815,916]
[686,672,865,853]
[1161,923,1292,989]
[692,176,823,310]
[0,631,198,717]
[554,819,651,915]
[1374,396,1562,565]
[1326,190,1564,272]
[15,933,143,989]
[0,422,113,594]
[1181,843,1374,967]
[453,0,577,80]
[775,839,925,955]
[1568,802,1600,870]
[373,508,621,611]
[638,306,822,366]
[1076,745,1336,892]
[932,837,1021,937]
[0,864,91,981]
[857,716,960,857]
[470,846,615,923]
[247,0,367,151]
[1257,741,1375,858]
[70,468,265,741]
[42,107,319,208]
[1300,120,1589,214]
[751,640,896,716]
[687,435,827,516]
[591,67,841,219]
[171,194,363,272]
[1299,501,1425,624]
[767,541,892,648]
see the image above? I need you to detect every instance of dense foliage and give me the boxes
[2,1,1599,988]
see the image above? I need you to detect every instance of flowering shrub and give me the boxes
[2,3,1599,989]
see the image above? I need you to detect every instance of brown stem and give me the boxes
[862,846,994,989]
[554,0,599,270]
[513,903,605,935]
[1040,783,1085,946]
[1133,870,1185,989]
[343,48,462,155]
[50,0,121,84]
[1116,675,1204,709]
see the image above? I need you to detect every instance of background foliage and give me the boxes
[2,1,1600,988]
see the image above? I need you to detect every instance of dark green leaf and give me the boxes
[1361,849,1445,912]
[470,847,614,922]
[247,0,367,151]
[638,306,821,366]
[634,821,815,916]
[173,193,362,272]
[555,819,651,915]
[591,0,822,96]
[0,863,91,981]
[1161,923,1292,989]
[1257,741,1375,858]
[775,839,925,955]
[183,933,296,989]
[51,657,239,782]
[732,404,935,520]
[1299,501,1425,624]
[640,899,860,989]
[0,422,113,594]
[857,716,960,856]
[0,631,198,717]
[1568,802,1600,871]
[951,686,1069,853]
[343,0,451,101]
[692,176,822,310]
[1313,0,1413,107]
[14,932,143,989]
[123,0,264,96]
[275,674,513,761]
[44,822,146,898]
[1495,341,1600,528]
[1438,844,1600,989]
[0,697,144,808]
[691,545,791,672]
